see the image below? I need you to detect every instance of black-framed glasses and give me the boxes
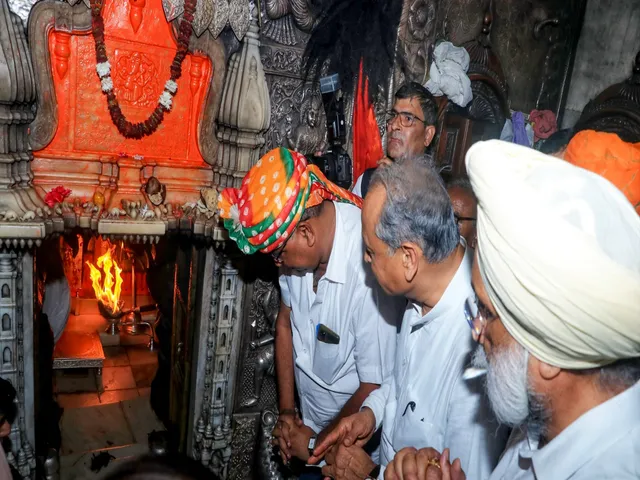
[385,110,427,128]
[270,228,295,263]
[454,214,476,227]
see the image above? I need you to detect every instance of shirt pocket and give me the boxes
[391,400,445,453]
[312,340,344,384]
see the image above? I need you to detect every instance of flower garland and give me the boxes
[89,0,197,139]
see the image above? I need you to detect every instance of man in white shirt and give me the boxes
[310,156,504,479]
[352,82,437,198]
[218,147,401,468]
[384,141,640,480]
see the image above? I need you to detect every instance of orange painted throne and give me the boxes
[28,0,226,213]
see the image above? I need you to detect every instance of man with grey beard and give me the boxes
[384,140,640,480]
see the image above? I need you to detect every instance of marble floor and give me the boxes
[55,338,163,478]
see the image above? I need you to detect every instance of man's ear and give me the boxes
[297,221,316,248]
[537,358,562,381]
[424,125,436,148]
[401,242,421,283]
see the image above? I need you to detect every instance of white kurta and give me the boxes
[280,202,402,433]
[362,246,505,479]
[352,173,364,197]
[490,380,640,480]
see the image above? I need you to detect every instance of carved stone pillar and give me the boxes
[0,0,50,236]
[0,252,36,480]
[188,250,246,479]
[215,8,271,189]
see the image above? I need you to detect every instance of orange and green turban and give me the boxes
[218,147,363,254]
[565,130,640,215]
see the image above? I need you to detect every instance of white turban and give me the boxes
[466,140,640,369]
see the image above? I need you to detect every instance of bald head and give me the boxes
[445,175,477,249]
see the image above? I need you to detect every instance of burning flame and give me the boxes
[87,247,123,313]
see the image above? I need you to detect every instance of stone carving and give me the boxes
[0,253,37,480]
[191,257,244,479]
[264,77,325,154]
[113,51,160,107]
[438,0,484,46]
[7,0,37,24]
[398,0,437,84]
[226,414,260,480]
[241,282,279,407]
[287,95,326,154]
[257,410,286,480]
[161,0,249,40]
[228,0,251,41]
[265,0,319,34]
[215,9,271,188]
[0,0,48,227]
[261,45,304,77]
[28,0,226,179]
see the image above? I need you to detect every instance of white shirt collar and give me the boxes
[323,203,349,284]
[521,380,640,479]
[408,241,470,329]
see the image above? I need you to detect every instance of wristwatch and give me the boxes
[307,435,317,457]
[366,464,381,479]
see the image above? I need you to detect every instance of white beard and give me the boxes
[473,343,547,434]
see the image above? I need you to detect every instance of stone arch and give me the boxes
[3,347,11,364]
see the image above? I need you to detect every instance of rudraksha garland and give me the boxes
[89,0,197,139]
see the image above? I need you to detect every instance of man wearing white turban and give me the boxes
[384,140,640,480]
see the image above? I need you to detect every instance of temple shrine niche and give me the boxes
[30,0,219,209]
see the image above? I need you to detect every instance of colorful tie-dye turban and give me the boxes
[218,148,362,254]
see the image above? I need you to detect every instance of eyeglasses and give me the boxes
[464,295,495,341]
[385,110,427,128]
[270,228,295,263]
[455,214,476,228]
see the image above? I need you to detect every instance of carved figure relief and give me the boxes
[263,0,319,46]
[438,0,485,46]
[398,0,437,83]
[241,285,279,407]
[237,278,280,410]
[263,76,325,155]
[287,95,325,154]
[113,50,160,107]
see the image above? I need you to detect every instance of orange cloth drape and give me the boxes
[565,130,640,215]
[352,60,384,185]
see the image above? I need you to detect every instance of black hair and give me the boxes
[394,82,438,126]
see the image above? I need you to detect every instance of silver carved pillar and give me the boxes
[189,250,246,479]
[0,252,36,479]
